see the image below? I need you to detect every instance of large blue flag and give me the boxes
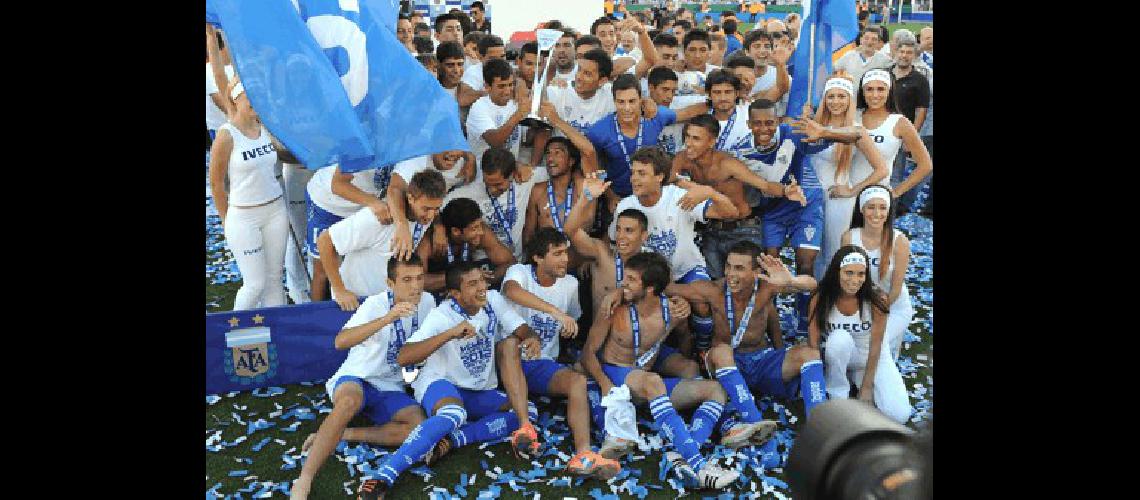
[209,0,469,172]
[206,301,358,395]
[786,0,859,119]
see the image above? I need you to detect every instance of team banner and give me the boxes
[207,0,469,173]
[786,0,859,116]
[206,301,355,395]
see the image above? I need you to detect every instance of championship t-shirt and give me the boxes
[608,185,711,281]
[324,292,437,395]
[501,264,581,360]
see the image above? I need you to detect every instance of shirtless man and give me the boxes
[579,252,745,489]
[665,241,826,445]
[417,197,515,293]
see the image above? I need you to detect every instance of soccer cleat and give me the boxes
[598,434,639,460]
[719,420,777,449]
[510,422,541,460]
[356,478,388,500]
[567,450,622,480]
[423,436,452,466]
[664,451,698,484]
[748,420,780,445]
[694,462,741,490]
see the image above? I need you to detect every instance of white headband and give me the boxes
[824,78,854,96]
[858,185,892,210]
[862,69,891,89]
[840,252,867,268]
[230,81,246,100]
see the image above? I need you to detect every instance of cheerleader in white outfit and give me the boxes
[807,245,912,424]
[808,71,889,280]
[851,69,933,210]
[209,80,299,310]
[843,185,914,361]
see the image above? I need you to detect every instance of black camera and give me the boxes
[787,400,932,500]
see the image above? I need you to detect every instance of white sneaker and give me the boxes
[695,462,740,490]
[599,434,638,460]
[748,420,780,445]
[664,451,697,483]
[720,420,778,449]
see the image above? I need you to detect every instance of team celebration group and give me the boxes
[205,1,933,497]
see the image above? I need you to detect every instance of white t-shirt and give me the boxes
[444,167,549,261]
[407,291,528,399]
[834,50,893,85]
[545,82,616,136]
[676,64,720,96]
[307,165,386,217]
[658,94,707,155]
[324,292,437,395]
[392,155,469,193]
[327,208,429,297]
[466,96,523,167]
[461,62,485,92]
[715,104,755,154]
[751,64,778,95]
[444,85,458,100]
[501,264,581,360]
[552,64,577,85]
[206,63,236,131]
[608,185,711,281]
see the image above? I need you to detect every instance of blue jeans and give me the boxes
[700,223,765,279]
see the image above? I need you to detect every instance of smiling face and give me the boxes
[748,107,779,146]
[488,75,515,106]
[595,23,618,54]
[861,80,890,110]
[682,123,714,160]
[824,88,851,116]
[534,241,570,278]
[747,38,772,65]
[406,193,444,225]
[574,58,603,94]
[482,169,512,198]
[861,197,889,229]
[613,87,641,125]
[839,263,867,296]
[622,268,649,303]
[544,142,574,177]
[450,219,486,246]
[629,160,664,197]
[724,252,758,294]
[452,268,489,309]
[614,216,648,258]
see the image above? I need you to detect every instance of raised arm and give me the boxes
[892,117,933,197]
[562,174,611,260]
[206,25,232,117]
[333,302,416,350]
[759,40,792,102]
[628,18,660,78]
[539,102,599,173]
[758,254,818,293]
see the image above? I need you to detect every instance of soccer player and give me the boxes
[356,262,544,499]
[499,228,623,478]
[290,257,436,499]
[663,241,824,443]
[316,171,446,311]
[676,29,718,96]
[446,148,548,261]
[645,66,705,156]
[420,197,515,293]
[466,59,528,165]
[809,246,912,424]
[458,34,506,107]
[736,98,867,340]
[670,114,804,280]
[703,69,753,154]
[433,11,464,46]
[383,151,476,262]
[580,252,741,488]
[550,30,579,85]
[436,41,467,102]
[521,102,595,254]
[841,185,914,361]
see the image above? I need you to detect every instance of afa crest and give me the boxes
[222,316,278,385]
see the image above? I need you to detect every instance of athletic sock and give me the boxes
[715,367,762,423]
[689,400,724,444]
[376,404,466,485]
[718,411,739,436]
[586,380,607,432]
[649,395,706,471]
[449,411,520,448]
[799,359,827,418]
[690,314,714,352]
[795,292,811,337]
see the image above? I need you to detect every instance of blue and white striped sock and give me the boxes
[378,404,466,485]
[450,411,519,448]
[650,395,706,471]
[689,400,724,444]
[715,366,762,423]
[799,359,826,418]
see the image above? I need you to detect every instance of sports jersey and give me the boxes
[712,104,754,155]
[750,64,778,96]
[327,209,430,297]
[501,264,582,360]
[325,292,437,396]
[658,94,706,156]
[443,168,550,261]
[407,291,528,399]
[736,123,830,216]
[585,108,678,197]
[460,62,486,92]
[307,164,391,218]
[607,185,711,281]
[466,96,524,167]
[545,82,615,137]
[217,123,282,206]
[391,154,469,193]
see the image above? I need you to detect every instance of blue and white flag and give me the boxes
[786,0,859,118]
[209,0,469,172]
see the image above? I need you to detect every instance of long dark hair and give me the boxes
[856,70,900,113]
[810,245,889,334]
[849,184,897,283]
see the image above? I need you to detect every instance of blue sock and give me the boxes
[377,404,466,485]
[690,315,714,351]
[718,411,739,436]
[586,381,607,432]
[715,367,762,423]
[689,400,724,444]
[799,359,826,418]
[650,395,706,471]
[795,292,811,336]
[449,411,520,448]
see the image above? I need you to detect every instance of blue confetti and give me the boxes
[228,470,249,477]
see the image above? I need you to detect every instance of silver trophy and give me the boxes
[518,28,564,130]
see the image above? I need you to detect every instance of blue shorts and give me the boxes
[305,191,344,258]
[420,379,510,419]
[733,347,799,399]
[676,266,711,284]
[651,344,681,373]
[761,191,824,251]
[522,359,570,395]
[602,363,683,397]
[331,376,419,425]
